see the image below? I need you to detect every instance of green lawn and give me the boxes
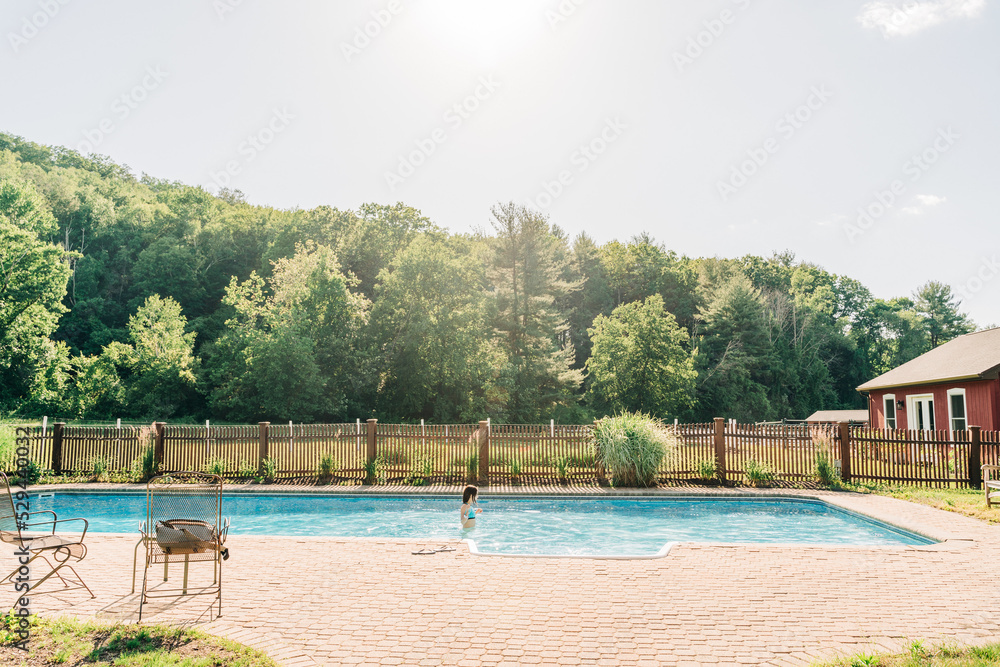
[840,481,1000,524]
[815,640,1000,666]
[0,614,279,666]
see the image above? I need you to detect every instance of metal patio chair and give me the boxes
[0,471,94,606]
[983,465,1000,507]
[137,472,229,620]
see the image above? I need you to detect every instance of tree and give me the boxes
[0,179,74,414]
[370,234,503,421]
[586,295,696,417]
[488,202,582,421]
[693,275,774,421]
[206,243,369,422]
[914,280,974,347]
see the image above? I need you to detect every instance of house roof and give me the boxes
[857,327,1000,392]
[806,410,869,423]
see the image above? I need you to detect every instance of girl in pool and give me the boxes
[460,485,482,529]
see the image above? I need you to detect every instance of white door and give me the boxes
[907,395,935,431]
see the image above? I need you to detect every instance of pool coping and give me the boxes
[28,482,978,555]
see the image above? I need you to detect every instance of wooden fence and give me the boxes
[4,419,997,488]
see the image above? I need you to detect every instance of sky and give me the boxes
[3,0,998,325]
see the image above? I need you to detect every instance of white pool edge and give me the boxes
[463,538,677,560]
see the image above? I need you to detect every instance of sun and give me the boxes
[411,0,546,68]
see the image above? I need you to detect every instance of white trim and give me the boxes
[946,388,967,436]
[906,393,935,431]
[883,393,897,429]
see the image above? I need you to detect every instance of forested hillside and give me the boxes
[0,133,977,424]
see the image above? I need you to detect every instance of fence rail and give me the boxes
[3,418,997,488]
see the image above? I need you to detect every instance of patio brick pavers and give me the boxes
[10,487,1000,666]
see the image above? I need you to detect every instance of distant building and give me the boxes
[857,327,1000,432]
[805,410,869,425]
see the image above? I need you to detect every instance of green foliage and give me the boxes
[260,456,277,483]
[466,453,478,483]
[0,133,981,425]
[364,455,390,485]
[236,459,256,479]
[488,202,583,422]
[591,412,673,488]
[552,456,569,480]
[317,454,338,482]
[695,457,718,481]
[0,425,15,472]
[90,454,114,482]
[203,457,228,476]
[507,457,523,480]
[914,280,975,347]
[586,294,696,417]
[743,459,775,487]
[131,442,159,483]
[815,448,840,487]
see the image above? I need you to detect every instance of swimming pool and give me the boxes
[31,492,933,558]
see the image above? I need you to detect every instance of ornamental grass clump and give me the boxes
[591,412,673,488]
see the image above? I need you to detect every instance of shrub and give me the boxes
[317,454,338,483]
[552,456,569,481]
[261,456,278,483]
[466,453,478,483]
[508,458,523,481]
[694,457,718,482]
[815,451,840,486]
[591,412,672,488]
[364,455,389,485]
[90,455,114,483]
[14,459,43,486]
[203,457,228,476]
[236,459,256,479]
[744,459,775,487]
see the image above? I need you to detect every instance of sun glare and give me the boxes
[413,0,546,67]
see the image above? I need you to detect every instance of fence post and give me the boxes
[154,422,166,471]
[838,421,852,483]
[366,419,378,470]
[478,420,490,486]
[258,422,270,476]
[713,417,726,483]
[969,426,982,490]
[51,422,65,476]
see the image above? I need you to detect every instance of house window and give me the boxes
[883,394,896,429]
[907,394,935,431]
[947,388,967,433]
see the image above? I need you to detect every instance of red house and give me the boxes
[857,327,1000,433]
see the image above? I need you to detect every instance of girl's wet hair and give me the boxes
[462,485,478,504]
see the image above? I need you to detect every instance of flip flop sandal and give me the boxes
[434,546,456,552]
[411,548,436,555]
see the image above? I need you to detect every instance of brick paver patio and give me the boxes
[10,487,1000,666]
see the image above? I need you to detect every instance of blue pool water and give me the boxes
[30,493,933,557]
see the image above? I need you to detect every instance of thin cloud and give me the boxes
[901,193,947,215]
[857,0,985,38]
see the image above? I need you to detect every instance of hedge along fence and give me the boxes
[10,418,999,488]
